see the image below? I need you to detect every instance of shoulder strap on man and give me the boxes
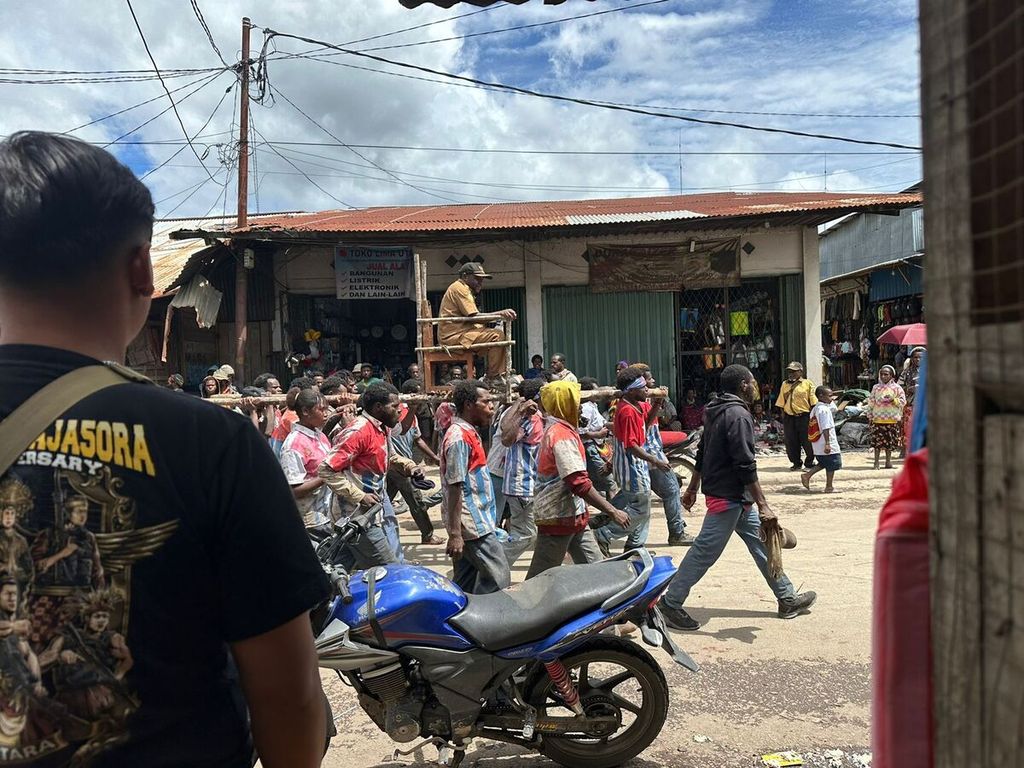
[0,363,149,478]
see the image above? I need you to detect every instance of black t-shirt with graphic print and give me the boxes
[0,345,329,767]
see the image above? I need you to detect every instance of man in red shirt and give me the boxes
[595,366,672,555]
[527,381,629,578]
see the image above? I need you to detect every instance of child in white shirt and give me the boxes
[802,386,842,493]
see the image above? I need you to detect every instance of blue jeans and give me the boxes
[596,490,651,551]
[662,503,796,609]
[650,465,685,538]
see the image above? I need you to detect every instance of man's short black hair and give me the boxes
[616,365,646,392]
[319,376,344,396]
[815,385,831,399]
[362,381,398,412]
[453,379,485,413]
[519,378,544,401]
[531,354,543,365]
[552,353,567,363]
[252,372,277,390]
[289,376,314,391]
[294,387,324,416]
[0,131,155,291]
[720,364,753,395]
[240,386,263,397]
[579,376,599,391]
[309,368,324,377]
[401,378,422,394]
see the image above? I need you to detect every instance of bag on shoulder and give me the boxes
[807,412,822,443]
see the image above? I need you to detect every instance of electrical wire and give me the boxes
[191,0,229,67]
[125,0,218,181]
[140,80,234,180]
[252,140,918,157]
[355,0,669,53]
[268,82,467,204]
[251,125,357,209]
[263,29,921,150]
[271,48,919,121]
[100,71,227,147]
[63,71,224,135]
[256,142,919,195]
[265,2,503,61]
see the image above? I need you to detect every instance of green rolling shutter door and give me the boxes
[478,287,528,374]
[543,286,676,387]
[778,274,806,369]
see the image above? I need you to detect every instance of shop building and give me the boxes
[818,197,924,388]
[166,191,919,403]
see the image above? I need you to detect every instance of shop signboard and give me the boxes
[335,244,414,300]
[587,238,741,293]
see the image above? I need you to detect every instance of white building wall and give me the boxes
[272,225,812,359]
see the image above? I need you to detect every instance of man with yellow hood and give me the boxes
[526,381,630,578]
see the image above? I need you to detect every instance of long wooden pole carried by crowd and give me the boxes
[205,386,670,409]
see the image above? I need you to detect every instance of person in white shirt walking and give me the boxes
[802,386,842,493]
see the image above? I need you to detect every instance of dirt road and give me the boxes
[320,451,892,768]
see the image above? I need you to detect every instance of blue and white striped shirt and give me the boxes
[441,417,497,540]
[503,412,543,499]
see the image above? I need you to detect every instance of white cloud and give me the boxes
[0,0,921,217]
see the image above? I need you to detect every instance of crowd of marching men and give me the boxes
[162,356,696,595]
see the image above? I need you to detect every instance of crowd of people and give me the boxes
[170,345,825,638]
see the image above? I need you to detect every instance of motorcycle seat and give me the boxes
[449,560,637,651]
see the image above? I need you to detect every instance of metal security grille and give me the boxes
[676,280,781,402]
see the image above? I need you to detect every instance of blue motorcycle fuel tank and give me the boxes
[335,564,473,650]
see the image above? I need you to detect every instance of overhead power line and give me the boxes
[63,71,224,135]
[355,0,668,52]
[275,2,503,61]
[263,29,921,151]
[271,50,919,121]
[191,0,229,67]
[125,0,217,181]
[268,83,466,204]
[140,80,234,180]
[101,71,227,147]
[252,140,919,157]
[250,124,357,209]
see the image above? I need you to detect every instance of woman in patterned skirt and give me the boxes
[866,365,907,469]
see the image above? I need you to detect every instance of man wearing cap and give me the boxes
[438,263,517,385]
[775,362,818,471]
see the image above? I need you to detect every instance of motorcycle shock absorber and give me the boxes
[543,661,584,716]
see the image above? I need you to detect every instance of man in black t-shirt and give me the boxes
[0,132,330,767]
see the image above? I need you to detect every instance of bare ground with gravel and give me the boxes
[319,451,894,768]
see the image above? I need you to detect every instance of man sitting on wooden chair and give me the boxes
[439,263,517,387]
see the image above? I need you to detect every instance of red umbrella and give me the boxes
[877,323,927,346]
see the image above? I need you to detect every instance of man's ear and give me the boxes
[128,242,154,297]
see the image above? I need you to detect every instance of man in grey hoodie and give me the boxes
[658,364,816,631]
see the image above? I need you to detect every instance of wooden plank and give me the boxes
[920,0,984,764]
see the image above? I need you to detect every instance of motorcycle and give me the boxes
[311,507,699,768]
[662,428,701,477]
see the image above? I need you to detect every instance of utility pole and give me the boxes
[234,16,251,376]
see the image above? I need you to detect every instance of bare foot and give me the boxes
[421,534,446,545]
[800,472,811,491]
[824,487,836,493]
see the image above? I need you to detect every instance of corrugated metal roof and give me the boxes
[212,191,922,238]
[150,213,294,297]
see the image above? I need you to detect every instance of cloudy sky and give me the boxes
[0,0,922,217]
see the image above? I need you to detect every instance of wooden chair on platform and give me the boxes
[413,255,514,400]
[421,348,476,390]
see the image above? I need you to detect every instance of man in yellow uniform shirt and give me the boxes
[775,361,818,471]
[438,263,517,383]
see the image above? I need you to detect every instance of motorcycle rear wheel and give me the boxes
[524,637,668,768]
